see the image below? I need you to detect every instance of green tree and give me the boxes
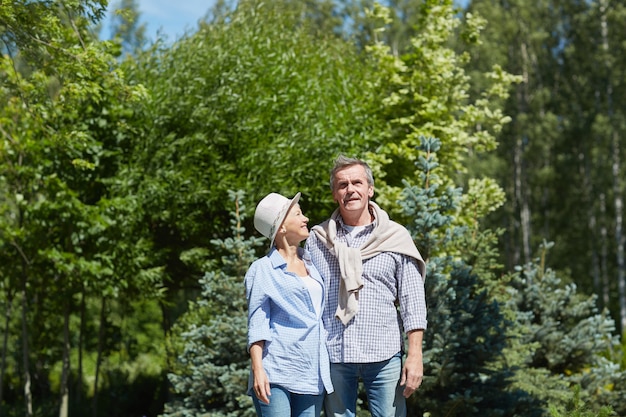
[464,0,626,333]
[121,0,386,341]
[357,0,518,228]
[401,137,541,416]
[552,0,626,335]
[399,138,624,416]
[335,0,432,54]
[549,386,614,417]
[505,242,624,415]
[162,190,261,417]
[0,1,163,416]
[106,0,147,55]
[464,0,577,276]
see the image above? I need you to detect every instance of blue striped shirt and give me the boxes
[245,247,333,395]
[306,218,427,363]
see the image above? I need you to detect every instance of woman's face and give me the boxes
[280,204,309,243]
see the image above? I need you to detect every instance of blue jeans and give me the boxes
[252,384,324,417]
[324,353,406,417]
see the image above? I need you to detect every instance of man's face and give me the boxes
[332,165,374,215]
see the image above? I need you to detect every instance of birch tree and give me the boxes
[463,0,626,332]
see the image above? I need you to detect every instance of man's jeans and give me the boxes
[252,384,324,417]
[325,353,406,417]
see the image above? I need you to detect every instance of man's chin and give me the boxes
[341,201,362,210]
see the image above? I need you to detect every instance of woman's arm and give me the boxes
[250,341,271,404]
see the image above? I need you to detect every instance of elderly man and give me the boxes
[306,155,427,417]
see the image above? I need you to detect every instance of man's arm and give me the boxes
[396,252,426,398]
[400,329,424,398]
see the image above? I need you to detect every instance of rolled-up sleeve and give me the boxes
[398,255,428,332]
[245,264,273,350]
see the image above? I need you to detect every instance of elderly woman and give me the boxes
[245,192,333,417]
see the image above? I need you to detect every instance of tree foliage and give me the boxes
[401,137,624,416]
[1,1,164,416]
[464,0,626,333]
[106,0,147,55]
[505,242,624,416]
[162,191,260,417]
[124,0,383,228]
[1,0,624,416]
[118,0,389,353]
[401,137,542,416]
[361,0,519,216]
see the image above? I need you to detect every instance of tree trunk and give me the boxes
[76,288,86,405]
[600,193,610,308]
[0,287,15,407]
[516,40,532,266]
[59,301,71,417]
[600,0,626,333]
[21,274,33,417]
[92,297,106,417]
[589,205,601,306]
[612,132,626,333]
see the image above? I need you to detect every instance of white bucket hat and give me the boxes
[254,192,301,247]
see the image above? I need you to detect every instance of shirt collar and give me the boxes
[336,213,377,235]
[268,246,312,268]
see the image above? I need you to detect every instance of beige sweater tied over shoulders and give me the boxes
[312,202,426,325]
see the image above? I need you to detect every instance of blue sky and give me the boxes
[102,1,469,43]
[102,0,215,42]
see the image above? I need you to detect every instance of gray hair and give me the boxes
[329,155,374,191]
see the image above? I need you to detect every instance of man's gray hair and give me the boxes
[329,155,374,191]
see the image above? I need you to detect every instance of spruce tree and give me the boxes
[401,137,541,416]
[394,120,626,415]
[506,242,624,416]
[401,136,625,416]
[161,190,261,417]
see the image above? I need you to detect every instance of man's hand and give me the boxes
[399,329,424,398]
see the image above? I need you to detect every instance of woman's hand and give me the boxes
[250,341,271,404]
[252,366,271,404]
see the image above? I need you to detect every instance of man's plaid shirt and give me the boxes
[306,217,427,364]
